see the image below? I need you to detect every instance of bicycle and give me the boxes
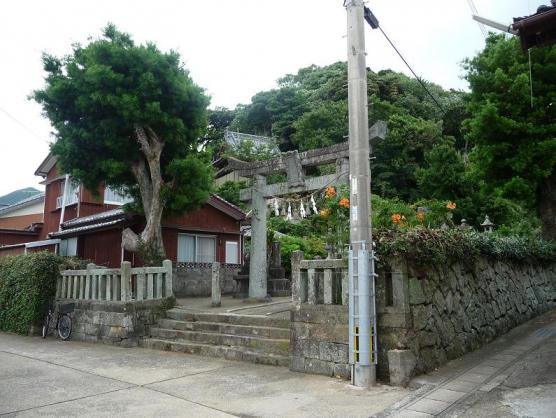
[42,302,75,340]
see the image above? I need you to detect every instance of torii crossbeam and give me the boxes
[234,121,386,300]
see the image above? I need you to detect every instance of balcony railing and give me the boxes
[56,192,79,209]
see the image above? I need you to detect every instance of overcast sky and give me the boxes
[0,0,545,196]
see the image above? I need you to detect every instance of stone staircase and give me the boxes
[140,307,291,366]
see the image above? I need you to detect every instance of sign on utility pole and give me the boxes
[345,0,377,387]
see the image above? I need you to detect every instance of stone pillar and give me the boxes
[388,349,416,387]
[163,259,173,298]
[211,262,222,307]
[291,250,304,305]
[121,261,132,301]
[323,268,333,304]
[249,175,268,300]
[271,241,282,268]
[307,269,317,304]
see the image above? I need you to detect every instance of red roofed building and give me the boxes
[0,153,246,268]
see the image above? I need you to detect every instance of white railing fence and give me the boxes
[57,260,173,302]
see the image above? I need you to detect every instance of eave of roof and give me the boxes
[209,194,246,221]
[62,208,125,229]
[34,153,57,177]
[0,228,40,236]
[50,218,124,238]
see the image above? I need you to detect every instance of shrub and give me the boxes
[375,228,556,266]
[0,252,72,334]
[277,234,327,275]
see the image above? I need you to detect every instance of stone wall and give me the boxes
[376,258,556,379]
[66,298,174,347]
[290,305,350,379]
[290,255,556,383]
[173,263,241,297]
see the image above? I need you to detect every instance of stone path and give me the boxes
[378,309,556,418]
[175,296,292,319]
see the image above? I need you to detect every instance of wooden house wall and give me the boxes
[0,231,39,246]
[78,228,123,268]
[0,214,43,230]
[40,165,122,240]
[164,204,240,234]
[0,245,25,258]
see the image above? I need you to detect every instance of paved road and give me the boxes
[0,333,407,417]
[2,309,556,417]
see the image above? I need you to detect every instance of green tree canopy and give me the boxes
[33,24,213,263]
[464,34,556,239]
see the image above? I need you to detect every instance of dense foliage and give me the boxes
[212,39,556,237]
[375,228,556,267]
[267,185,554,267]
[0,253,84,334]
[464,34,556,240]
[33,24,213,262]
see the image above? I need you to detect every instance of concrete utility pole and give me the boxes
[346,0,376,387]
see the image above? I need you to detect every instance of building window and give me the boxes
[225,241,239,264]
[59,237,78,257]
[177,234,216,263]
[56,179,79,208]
[104,186,133,205]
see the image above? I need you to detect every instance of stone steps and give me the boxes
[142,308,291,366]
[149,327,289,355]
[157,318,290,339]
[166,309,290,328]
[139,338,289,367]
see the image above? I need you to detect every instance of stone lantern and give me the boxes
[481,215,494,233]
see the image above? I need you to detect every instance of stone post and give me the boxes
[323,268,333,304]
[211,262,222,307]
[307,269,317,305]
[163,259,173,298]
[86,263,95,300]
[291,250,304,305]
[388,349,416,387]
[121,261,132,302]
[249,175,268,300]
[271,241,282,268]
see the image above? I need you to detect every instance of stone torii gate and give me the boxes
[231,121,386,301]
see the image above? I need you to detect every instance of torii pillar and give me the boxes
[249,174,268,300]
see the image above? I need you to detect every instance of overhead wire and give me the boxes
[374,25,446,115]
[466,0,488,38]
[0,106,49,144]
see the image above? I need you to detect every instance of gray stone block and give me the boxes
[333,363,351,380]
[388,349,416,387]
[305,358,334,376]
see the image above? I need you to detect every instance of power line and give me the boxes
[466,0,488,38]
[0,106,49,144]
[375,26,446,115]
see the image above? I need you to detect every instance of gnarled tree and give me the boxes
[33,24,212,264]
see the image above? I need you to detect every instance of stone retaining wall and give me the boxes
[290,305,350,379]
[378,258,556,377]
[290,256,556,383]
[173,264,241,297]
[66,298,174,347]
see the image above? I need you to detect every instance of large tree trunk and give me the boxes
[539,170,556,241]
[121,126,166,265]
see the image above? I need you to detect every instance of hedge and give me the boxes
[375,228,556,266]
[0,252,73,334]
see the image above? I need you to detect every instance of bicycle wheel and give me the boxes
[57,314,72,340]
[41,314,50,339]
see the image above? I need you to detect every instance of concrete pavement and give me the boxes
[0,333,407,417]
[376,308,556,418]
[2,308,556,417]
